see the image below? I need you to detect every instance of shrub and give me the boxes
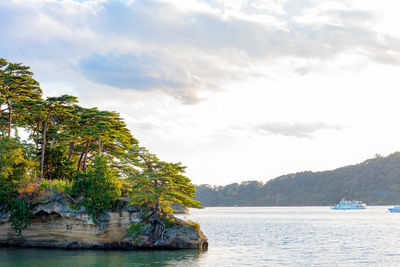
[187,220,200,231]
[163,216,175,228]
[43,146,75,180]
[0,137,30,207]
[127,222,148,237]
[40,179,72,194]
[9,198,33,236]
[71,156,121,225]
[18,182,40,202]
[126,222,151,245]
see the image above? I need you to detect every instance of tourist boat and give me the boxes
[388,206,400,213]
[330,199,366,210]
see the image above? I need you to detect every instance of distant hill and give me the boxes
[195,152,400,206]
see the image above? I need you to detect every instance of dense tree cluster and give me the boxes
[196,153,400,206]
[0,58,201,233]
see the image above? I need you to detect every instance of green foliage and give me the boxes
[37,95,78,180]
[0,59,42,136]
[0,58,203,236]
[126,144,202,213]
[39,179,72,194]
[0,137,30,207]
[127,222,148,237]
[9,198,32,236]
[163,216,175,229]
[72,106,136,171]
[71,156,121,225]
[43,146,75,180]
[126,222,152,245]
[137,207,153,220]
[187,220,200,231]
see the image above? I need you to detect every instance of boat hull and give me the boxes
[330,199,366,210]
[331,207,366,210]
[388,208,400,213]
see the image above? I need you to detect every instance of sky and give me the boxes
[1,0,400,185]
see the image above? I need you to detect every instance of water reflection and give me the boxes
[4,207,400,266]
[0,247,204,267]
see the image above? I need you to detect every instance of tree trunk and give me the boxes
[8,112,12,137]
[51,119,56,149]
[68,141,75,160]
[154,179,160,212]
[7,101,12,137]
[77,140,88,171]
[98,135,102,156]
[155,196,160,212]
[40,111,52,181]
[82,140,92,171]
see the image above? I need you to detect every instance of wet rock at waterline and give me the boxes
[0,195,207,250]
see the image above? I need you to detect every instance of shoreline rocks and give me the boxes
[171,203,189,214]
[0,195,208,250]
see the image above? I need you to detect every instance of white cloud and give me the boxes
[253,122,342,138]
[1,0,400,184]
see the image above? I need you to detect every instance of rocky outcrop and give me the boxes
[171,203,189,214]
[0,195,208,250]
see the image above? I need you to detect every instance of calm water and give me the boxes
[1,206,400,266]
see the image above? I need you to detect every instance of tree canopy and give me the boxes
[124,145,202,213]
[0,58,201,233]
[0,59,42,137]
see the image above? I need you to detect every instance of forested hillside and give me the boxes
[196,153,400,206]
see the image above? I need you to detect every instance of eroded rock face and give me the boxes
[125,213,208,250]
[0,196,208,250]
[171,203,189,214]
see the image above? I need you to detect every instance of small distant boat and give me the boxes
[388,206,400,213]
[331,199,366,210]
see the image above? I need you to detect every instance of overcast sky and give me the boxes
[1,0,400,185]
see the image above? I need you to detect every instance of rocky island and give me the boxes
[0,58,207,251]
[0,195,208,249]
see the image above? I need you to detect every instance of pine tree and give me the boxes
[0,59,42,137]
[73,107,136,171]
[125,144,202,214]
[38,95,78,180]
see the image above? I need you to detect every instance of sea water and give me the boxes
[1,206,400,266]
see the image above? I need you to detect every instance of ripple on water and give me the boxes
[2,206,400,266]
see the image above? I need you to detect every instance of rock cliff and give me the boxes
[0,195,208,250]
[171,203,189,214]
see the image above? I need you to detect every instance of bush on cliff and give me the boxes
[71,156,121,225]
[9,198,32,236]
[0,137,31,207]
[39,178,72,194]
[125,145,202,214]
[42,146,75,181]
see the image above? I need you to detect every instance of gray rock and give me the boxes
[0,196,208,250]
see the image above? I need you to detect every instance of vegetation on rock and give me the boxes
[124,145,202,214]
[9,198,32,236]
[70,156,122,224]
[0,58,202,235]
[125,212,206,249]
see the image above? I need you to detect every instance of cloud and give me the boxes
[88,0,399,64]
[76,52,216,104]
[76,53,184,90]
[253,121,342,138]
[133,122,155,130]
[1,0,400,103]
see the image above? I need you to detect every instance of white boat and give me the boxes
[331,199,366,210]
[389,206,400,213]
